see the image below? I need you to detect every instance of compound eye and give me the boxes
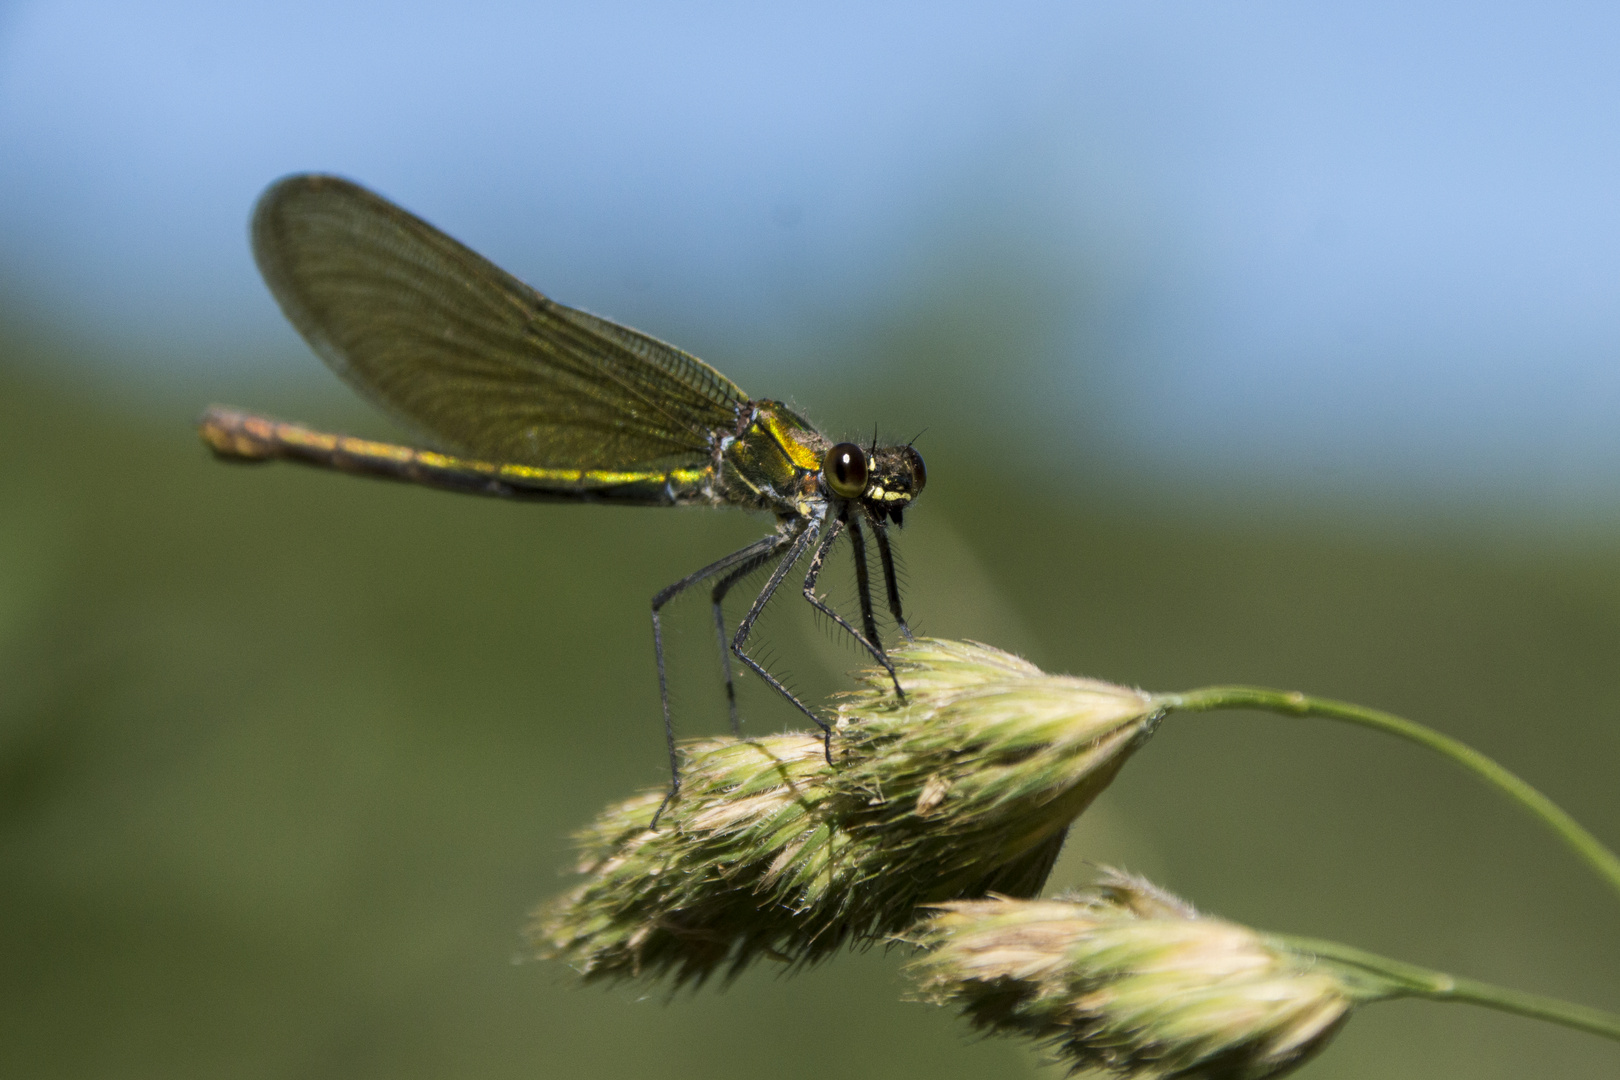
[904,446,927,493]
[823,442,869,499]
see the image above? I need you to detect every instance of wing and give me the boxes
[252,174,750,471]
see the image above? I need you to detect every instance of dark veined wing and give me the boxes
[252,174,750,471]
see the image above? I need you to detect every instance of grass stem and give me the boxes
[1159,686,1620,908]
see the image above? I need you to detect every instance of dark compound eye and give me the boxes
[823,442,869,499]
[904,446,927,493]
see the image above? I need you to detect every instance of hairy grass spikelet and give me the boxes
[530,639,1160,985]
[908,871,1375,1079]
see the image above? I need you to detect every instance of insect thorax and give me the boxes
[714,400,828,514]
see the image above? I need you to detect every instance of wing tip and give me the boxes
[251,173,370,261]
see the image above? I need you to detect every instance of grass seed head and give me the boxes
[908,870,1371,1079]
[530,639,1160,986]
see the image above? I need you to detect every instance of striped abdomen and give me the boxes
[198,405,721,507]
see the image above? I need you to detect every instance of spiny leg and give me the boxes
[801,513,904,700]
[730,519,833,758]
[870,516,913,642]
[709,538,792,735]
[651,531,789,826]
[846,516,882,647]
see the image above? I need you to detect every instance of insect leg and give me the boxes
[730,519,835,758]
[846,516,882,646]
[869,516,913,642]
[651,531,791,826]
[709,535,794,736]
[801,513,904,701]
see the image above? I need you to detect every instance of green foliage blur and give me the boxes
[1,307,1618,1079]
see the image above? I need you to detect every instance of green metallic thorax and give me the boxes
[712,400,831,518]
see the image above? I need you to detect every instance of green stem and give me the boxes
[1157,686,1620,906]
[1275,934,1620,1043]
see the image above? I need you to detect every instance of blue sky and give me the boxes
[3,1,1619,504]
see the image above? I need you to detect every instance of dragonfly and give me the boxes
[199,174,926,818]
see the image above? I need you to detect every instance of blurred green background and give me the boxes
[2,304,1618,1078]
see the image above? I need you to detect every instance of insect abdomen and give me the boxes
[198,405,716,506]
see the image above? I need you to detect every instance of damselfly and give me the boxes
[200,175,926,816]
